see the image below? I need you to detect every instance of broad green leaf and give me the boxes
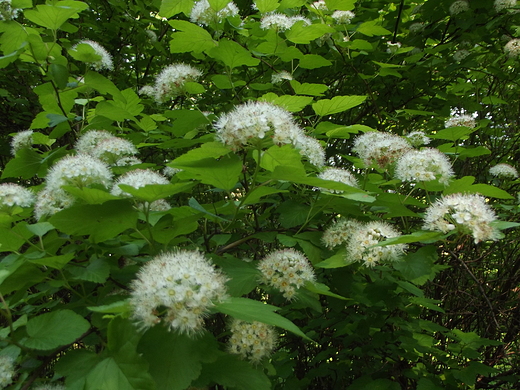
[188,197,230,222]
[198,353,271,390]
[325,0,356,10]
[55,349,101,389]
[172,142,231,164]
[84,71,124,100]
[1,148,41,179]
[24,1,88,30]
[347,39,373,50]
[49,200,138,243]
[159,0,194,18]
[374,231,443,246]
[443,176,475,195]
[410,297,445,313]
[117,182,195,203]
[69,42,102,64]
[215,297,311,340]
[255,0,279,12]
[305,281,350,300]
[88,300,131,314]
[466,184,513,199]
[260,144,305,172]
[161,109,209,137]
[96,101,135,121]
[481,96,507,104]
[430,126,476,141]
[312,95,367,116]
[184,81,206,94]
[286,23,334,44]
[491,221,520,230]
[138,326,218,390]
[68,257,110,283]
[0,223,33,252]
[315,248,348,268]
[169,20,216,53]
[208,38,259,68]
[290,80,328,96]
[12,0,33,8]
[214,257,261,296]
[173,154,242,190]
[24,310,90,350]
[0,262,46,295]
[208,0,229,11]
[394,246,441,286]
[49,63,69,89]
[458,146,491,158]
[357,20,391,36]
[25,222,55,237]
[242,186,288,205]
[29,253,74,270]
[299,54,332,69]
[260,93,313,112]
[62,186,120,204]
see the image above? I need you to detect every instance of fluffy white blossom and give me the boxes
[91,137,138,165]
[353,131,412,169]
[72,40,114,71]
[75,130,113,155]
[489,163,519,179]
[0,0,21,20]
[154,63,203,102]
[0,183,35,211]
[163,166,183,177]
[257,249,315,300]
[190,0,239,26]
[322,218,362,249]
[11,130,33,155]
[311,0,328,11]
[215,101,325,166]
[137,199,171,212]
[422,193,500,243]
[405,131,431,146]
[331,10,355,24]
[129,250,228,335]
[260,13,310,31]
[386,41,402,54]
[504,39,520,58]
[138,85,155,97]
[111,169,169,197]
[318,167,359,193]
[228,319,277,363]
[494,0,516,12]
[34,188,75,220]
[346,221,407,267]
[271,71,293,84]
[395,148,454,185]
[445,114,476,128]
[46,154,113,191]
[0,356,14,388]
[449,0,469,15]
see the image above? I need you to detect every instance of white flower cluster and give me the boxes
[386,41,402,54]
[422,193,500,243]
[395,148,454,185]
[163,166,183,177]
[10,130,33,156]
[0,183,35,211]
[0,0,21,20]
[318,167,359,193]
[311,0,327,11]
[260,13,311,31]
[449,0,469,15]
[504,39,520,58]
[494,0,516,12]
[353,131,412,169]
[0,355,14,388]
[190,0,239,26]
[322,218,361,249]
[35,154,112,220]
[215,101,325,166]
[445,114,476,128]
[72,40,114,71]
[129,250,228,335]
[347,222,407,267]
[405,131,431,147]
[271,71,293,84]
[147,63,203,103]
[76,130,139,166]
[257,249,315,300]
[489,163,519,178]
[228,319,277,363]
[331,10,355,24]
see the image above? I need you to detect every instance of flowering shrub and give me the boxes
[0,0,519,388]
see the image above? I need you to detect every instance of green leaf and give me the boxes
[173,154,242,190]
[138,326,218,390]
[394,246,440,286]
[29,253,74,270]
[88,300,131,314]
[260,93,313,112]
[299,54,332,69]
[410,297,445,313]
[374,231,444,246]
[188,197,230,222]
[464,184,513,199]
[69,257,110,283]
[214,257,261,297]
[286,23,334,44]
[305,281,350,300]
[24,309,90,350]
[357,20,391,37]
[0,223,33,252]
[24,1,88,30]
[260,144,305,172]
[184,81,206,94]
[315,248,348,268]
[243,186,288,205]
[49,64,69,89]
[215,297,311,340]
[55,349,101,389]
[49,200,138,243]
[312,95,367,116]
[62,186,120,204]
[1,148,41,179]
[481,96,507,104]
[325,0,356,10]
[443,176,475,195]
[289,80,328,96]
[169,20,216,53]
[255,0,279,12]
[116,182,195,203]
[159,0,194,18]
[25,222,55,237]
[430,126,476,141]
[208,39,260,69]
[84,71,124,101]
[172,142,231,164]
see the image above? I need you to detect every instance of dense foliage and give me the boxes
[1,0,520,388]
